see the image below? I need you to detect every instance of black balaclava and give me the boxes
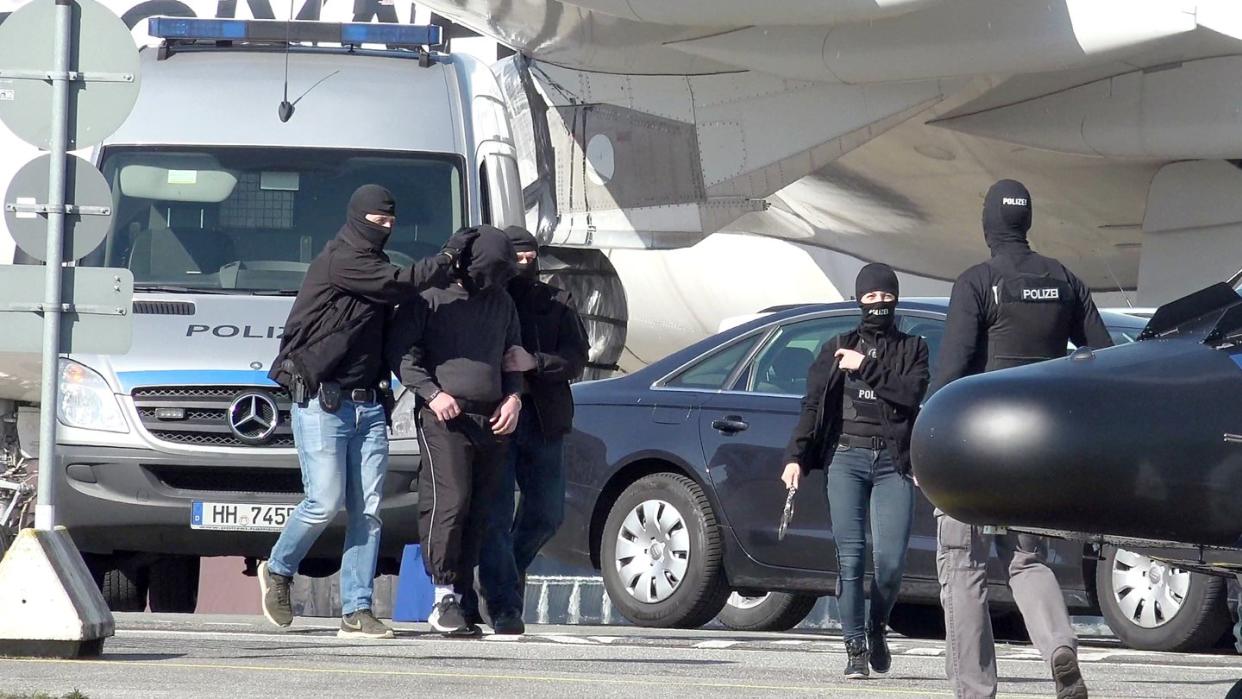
[339,184,397,252]
[982,179,1032,255]
[461,225,518,295]
[505,225,540,281]
[855,262,899,335]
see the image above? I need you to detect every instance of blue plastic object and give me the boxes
[339,23,442,46]
[148,18,247,39]
[147,17,443,47]
[392,544,435,622]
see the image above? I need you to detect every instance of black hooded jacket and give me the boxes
[504,227,590,438]
[270,185,455,393]
[782,325,929,476]
[929,180,1113,395]
[387,226,525,408]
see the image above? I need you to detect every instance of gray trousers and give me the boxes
[935,511,1078,699]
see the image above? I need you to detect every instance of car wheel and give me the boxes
[887,602,1035,641]
[148,555,201,613]
[1097,545,1230,652]
[887,602,945,639]
[99,560,150,612]
[717,591,818,631]
[600,472,731,628]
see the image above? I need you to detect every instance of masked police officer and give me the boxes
[930,179,1111,699]
[261,185,476,639]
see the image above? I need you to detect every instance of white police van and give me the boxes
[13,18,524,611]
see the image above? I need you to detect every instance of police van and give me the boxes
[11,18,524,611]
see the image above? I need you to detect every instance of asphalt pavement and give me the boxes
[2,613,1241,698]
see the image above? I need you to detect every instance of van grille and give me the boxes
[147,465,304,495]
[133,301,196,316]
[131,386,293,448]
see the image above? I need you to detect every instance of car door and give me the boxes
[894,311,947,586]
[700,312,860,571]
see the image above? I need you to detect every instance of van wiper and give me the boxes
[133,285,235,295]
[245,289,299,296]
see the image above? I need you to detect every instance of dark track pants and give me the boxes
[416,408,508,592]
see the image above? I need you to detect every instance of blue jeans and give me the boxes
[474,414,566,616]
[268,399,389,616]
[827,444,916,642]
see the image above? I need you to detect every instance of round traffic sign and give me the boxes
[0,0,141,150]
[4,154,114,261]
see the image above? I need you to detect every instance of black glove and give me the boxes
[442,227,480,263]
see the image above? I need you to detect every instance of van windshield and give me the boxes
[81,146,465,294]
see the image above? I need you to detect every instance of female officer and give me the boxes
[780,263,929,679]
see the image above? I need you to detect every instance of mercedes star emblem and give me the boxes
[228,392,280,445]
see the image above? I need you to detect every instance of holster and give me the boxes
[318,381,342,413]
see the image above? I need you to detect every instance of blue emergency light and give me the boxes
[147,17,443,47]
[340,24,441,46]
[148,18,247,39]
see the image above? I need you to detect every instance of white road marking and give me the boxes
[695,640,742,649]
[540,634,597,645]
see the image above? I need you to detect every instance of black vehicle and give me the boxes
[546,299,1234,651]
[915,283,1242,651]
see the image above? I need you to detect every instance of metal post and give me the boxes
[33,0,73,531]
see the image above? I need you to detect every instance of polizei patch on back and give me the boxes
[1002,197,1028,206]
[1022,288,1061,301]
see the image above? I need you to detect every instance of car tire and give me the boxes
[887,601,1043,642]
[717,591,818,632]
[100,561,150,612]
[1097,545,1231,652]
[600,472,731,629]
[887,602,945,639]
[148,555,201,613]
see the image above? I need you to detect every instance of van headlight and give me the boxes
[390,389,420,439]
[58,360,128,433]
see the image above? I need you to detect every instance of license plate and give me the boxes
[191,502,295,532]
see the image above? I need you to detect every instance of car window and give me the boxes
[737,315,859,395]
[898,314,945,376]
[664,335,760,390]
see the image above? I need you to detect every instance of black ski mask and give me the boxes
[505,225,540,281]
[461,225,518,295]
[982,179,1032,255]
[338,184,397,252]
[855,262,899,334]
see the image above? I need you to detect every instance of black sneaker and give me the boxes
[844,637,870,680]
[491,608,526,636]
[429,596,482,638]
[1051,646,1088,699]
[258,561,293,628]
[338,609,394,639]
[867,625,891,674]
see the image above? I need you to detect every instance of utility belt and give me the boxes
[838,433,887,450]
[291,376,388,411]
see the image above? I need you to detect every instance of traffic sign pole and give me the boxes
[0,0,138,658]
[32,0,73,531]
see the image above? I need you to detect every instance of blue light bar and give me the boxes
[147,17,444,47]
[340,23,442,47]
[149,18,247,40]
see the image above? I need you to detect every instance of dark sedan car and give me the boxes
[545,299,1234,651]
